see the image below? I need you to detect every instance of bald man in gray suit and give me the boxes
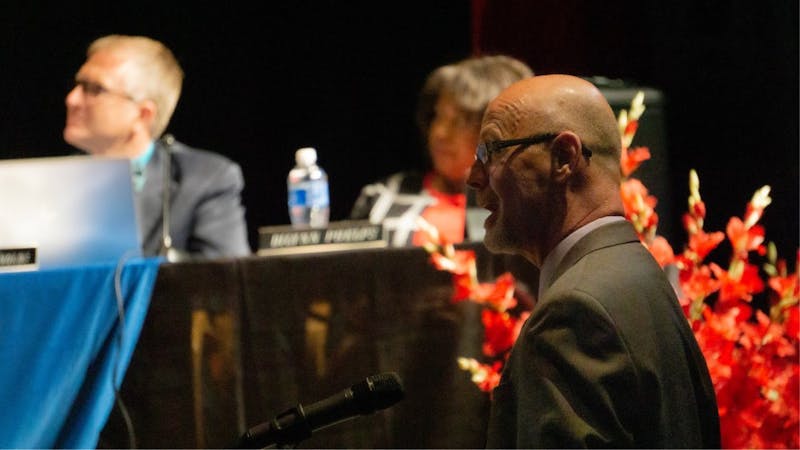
[467,74,720,448]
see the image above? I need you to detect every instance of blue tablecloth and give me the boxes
[0,257,161,449]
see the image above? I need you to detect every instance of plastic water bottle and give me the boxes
[287,147,330,228]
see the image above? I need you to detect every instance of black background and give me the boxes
[1,1,797,261]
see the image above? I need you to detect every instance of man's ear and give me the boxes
[549,132,581,182]
[137,99,158,136]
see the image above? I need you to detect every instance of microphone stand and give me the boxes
[158,134,191,263]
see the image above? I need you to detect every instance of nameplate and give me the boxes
[257,221,386,256]
[0,247,38,272]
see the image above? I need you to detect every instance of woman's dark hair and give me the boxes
[415,55,534,141]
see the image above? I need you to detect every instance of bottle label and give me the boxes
[288,180,329,207]
[288,187,307,207]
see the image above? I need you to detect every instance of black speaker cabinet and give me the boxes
[590,78,676,247]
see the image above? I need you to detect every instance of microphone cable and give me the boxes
[112,249,142,449]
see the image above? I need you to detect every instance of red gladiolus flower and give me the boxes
[692,199,707,220]
[785,307,800,339]
[478,361,504,393]
[624,119,639,137]
[481,272,517,311]
[620,146,651,177]
[451,272,475,302]
[768,273,799,302]
[481,309,518,357]
[620,178,647,206]
[646,235,675,267]
[687,230,726,262]
[429,249,475,275]
[620,178,659,237]
[459,272,518,312]
[726,217,766,257]
[682,212,700,236]
[702,306,745,342]
[679,264,719,304]
[711,262,765,305]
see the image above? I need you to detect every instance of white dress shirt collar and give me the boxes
[537,216,627,300]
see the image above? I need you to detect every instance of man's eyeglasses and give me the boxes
[73,79,136,101]
[475,133,593,164]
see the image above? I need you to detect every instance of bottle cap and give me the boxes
[295,147,317,166]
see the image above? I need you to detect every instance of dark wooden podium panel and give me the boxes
[99,244,539,449]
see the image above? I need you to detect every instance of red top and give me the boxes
[412,172,466,246]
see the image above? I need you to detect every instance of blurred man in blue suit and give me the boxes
[64,34,251,259]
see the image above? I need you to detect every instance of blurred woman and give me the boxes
[349,55,533,246]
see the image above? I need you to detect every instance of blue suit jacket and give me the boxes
[485,220,720,448]
[136,138,251,258]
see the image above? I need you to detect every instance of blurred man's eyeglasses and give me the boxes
[73,79,136,101]
[475,133,592,164]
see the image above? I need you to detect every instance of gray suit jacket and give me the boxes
[136,138,251,258]
[485,220,720,448]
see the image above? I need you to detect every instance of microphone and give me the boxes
[236,372,404,449]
